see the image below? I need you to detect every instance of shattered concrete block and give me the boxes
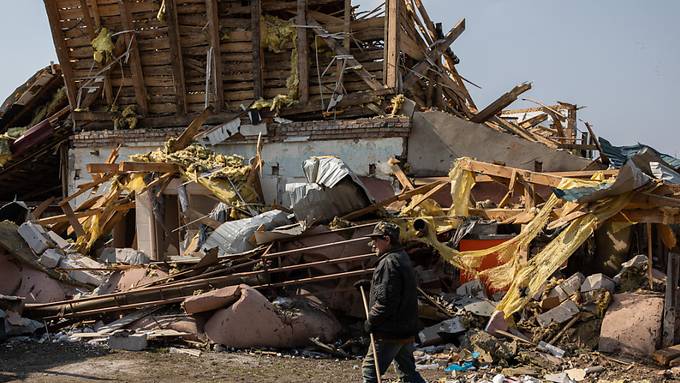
[17,221,54,255]
[59,259,104,286]
[182,285,243,314]
[537,299,580,327]
[484,310,508,335]
[418,318,466,346]
[99,248,150,265]
[540,296,561,311]
[548,273,585,302]
[108,333,148,351]
[599,292,663,357]
[38,248,63,269]
[46,231,70,249]
[5,310,44,336]
[456,279,487,299]
[581,273,615,293]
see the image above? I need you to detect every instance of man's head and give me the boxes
[367,221,401,255]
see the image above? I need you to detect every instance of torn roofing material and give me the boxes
[599,137,680,169]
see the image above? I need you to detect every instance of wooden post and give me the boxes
[43,0,78,109]
[649,222,655,289]
[206,0,224,112]
[165,0,187,116]
[384,0,400,89]
[118,0,149,115]
[663,252,680,347]
[296,0,309,104]
[251,0,264,100]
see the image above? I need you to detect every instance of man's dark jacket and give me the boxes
[366,248,419,339]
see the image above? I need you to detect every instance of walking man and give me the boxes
[358,221,426,383]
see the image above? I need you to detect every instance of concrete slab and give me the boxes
[38,248,63,269]
[182,285,243,314]
[599,292,663,357]
[537,299,580,327]
[581,273,616,293]
[17,222,54,255]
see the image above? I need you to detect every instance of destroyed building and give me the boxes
[0,0,679,381]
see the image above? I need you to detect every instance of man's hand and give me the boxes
[364,319,373,333]
[353,279,371,290]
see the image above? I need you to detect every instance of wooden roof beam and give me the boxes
[296,0,309,104]
[308,17,385,91]
[43,0,78,109]
[471,82,531,123]
[403,18,465,89]
[252,0,264,99]
[118,0,149,115]
[165,0,187,115]
[206,0,224,112]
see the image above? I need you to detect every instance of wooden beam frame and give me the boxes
[471,83,532,123]
[79,0,113,104]
[296,0,309,103]
[118,0,149,115]
[308,17,385,91]
[384,0,400,89]
[44,0,78,109]
[251,0,264,99]
[206,0,224,112]
[403,18,465,89]
[458,158,565,188]
[165,0,187,115]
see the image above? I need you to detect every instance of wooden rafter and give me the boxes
[471,83,532,123]
[308,17,385,91]
[252,0,264,99]
[296,0,309,103]
[79,0,113,104]
[118,0,149,115]
[384,0,400,89]
[206,0,224,112]
[165,0,187,115]
[43,0,78,109]
[403,18,466,89]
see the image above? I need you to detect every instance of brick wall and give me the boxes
[71,117,411,147]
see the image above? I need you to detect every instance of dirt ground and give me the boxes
[0,339,675,383]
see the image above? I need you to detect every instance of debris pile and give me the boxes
[0,0,676,382]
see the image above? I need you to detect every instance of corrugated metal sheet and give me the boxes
[202,210,290,255]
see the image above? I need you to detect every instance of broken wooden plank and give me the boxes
[308,17,385,91]
[119,162,180,174]
[653,344,680,366]
[118,0,149,114]
[403,18,466,89]
[167,106,213,152]
[59,201,86,237]
[400,181,448,215]
[165,0,187,115]
[37,203,136,225]
[86,163,120,174]
[389,158,414,190]
[458,158,564,188]
[471,83,532,123]
[206,0,224,112]
[342,180,446,220]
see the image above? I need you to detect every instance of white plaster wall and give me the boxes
[68,137,405,206]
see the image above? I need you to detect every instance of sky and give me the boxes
[1,1,678,156]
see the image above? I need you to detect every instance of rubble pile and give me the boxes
[0,0,676,381]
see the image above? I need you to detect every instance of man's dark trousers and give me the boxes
[361,338,426,383]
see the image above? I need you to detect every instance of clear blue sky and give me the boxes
[1,1,678,156]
